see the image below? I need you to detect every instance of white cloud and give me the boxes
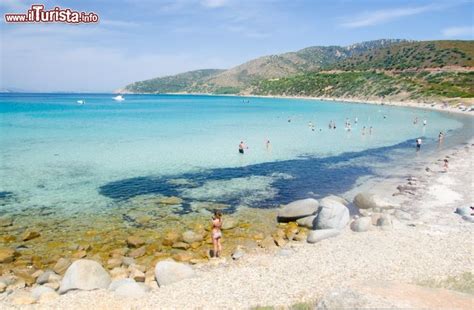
[442,26,474,37]
[201,0,230,8]
[341,5,436,28]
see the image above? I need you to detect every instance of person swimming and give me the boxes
[416,138,422,150]
[362,126,366,135]
[238,141,247,154]
[211,210,223,258]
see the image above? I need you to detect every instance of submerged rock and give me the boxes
[53,258,72,275]
[0,216,13,227]
[182,231,203,244]
[127,236,145,248]
[314,197,349,230]
[154,260,195,286]
[158,196,183,205]
[0,248,15,263]
[59,259,111,294]
[221,218,238,230]
[22,230,41,241]
[277,198,319,221]
[307,229,340,244]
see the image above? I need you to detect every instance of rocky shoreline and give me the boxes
[0,140,472,308]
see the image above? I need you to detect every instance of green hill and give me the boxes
[121,40,474,101]
[122,69,224,94]
[252,71,474,100]
[122,39,406,93]
[328,40,474,71]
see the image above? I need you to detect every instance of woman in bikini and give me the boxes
[211,210,223,258]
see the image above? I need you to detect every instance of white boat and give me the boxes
[113,95,125,101]
[77,100,85,105]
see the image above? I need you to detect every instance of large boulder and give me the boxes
[353,192,399,210]
[154,260,195,286]
[307,229,340,244]
[455,206,472,217]
[350,217,372,232]
[59,259,111,294]
[314,197,350,230]
[277,198,319,222]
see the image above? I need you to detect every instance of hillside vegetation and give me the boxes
[252,71,474,100]
[121,40,474,101]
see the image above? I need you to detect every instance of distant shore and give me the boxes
[120,90,474,116]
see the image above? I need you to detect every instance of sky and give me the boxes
[1,0,473,92]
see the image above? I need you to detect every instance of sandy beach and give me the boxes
[1,127,472,309]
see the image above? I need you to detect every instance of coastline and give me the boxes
[119,90,474,116]
[1,114,473,308]
[197,93,474,116]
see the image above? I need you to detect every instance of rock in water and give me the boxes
[182,231,203,244]
[296,215,316,228]
[53,258,72,275]
[154,260,195,286]
[277,198,319,222]
[22,230,41,241]
[126,236,145,248]
[314,197,349,230]
[350,217,372,232]
[353,192,399,210]
[0,248,15,263]
[59,259,111,294]
[307,229,340,244]
[0,216,13,227]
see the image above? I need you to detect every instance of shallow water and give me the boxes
[0,93,472,266]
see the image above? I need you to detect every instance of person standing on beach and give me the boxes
[239,141,247,154]
[211,211,223,258]
[443,159,449,172]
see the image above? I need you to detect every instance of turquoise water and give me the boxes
[0,93,471,216]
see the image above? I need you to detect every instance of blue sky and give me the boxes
[1,0,473,92]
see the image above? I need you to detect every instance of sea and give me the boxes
[0,93,472,259]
